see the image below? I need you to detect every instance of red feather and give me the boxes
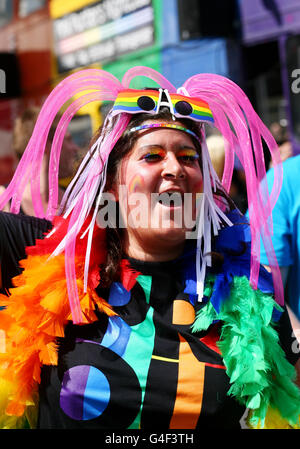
[119,259,141,291]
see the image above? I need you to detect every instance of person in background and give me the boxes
[0,67,299,430]
[206,134,225,181]
[206,134,247,213]
[268,122,293,169]
[260,153,300,342]
[0,106,80,215]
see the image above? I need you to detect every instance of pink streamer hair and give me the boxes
[182,73,283,305]
[0,67,283,323]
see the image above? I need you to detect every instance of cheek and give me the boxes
[189,169,203,193]
[126,164,158,194]
[128,174,146,193]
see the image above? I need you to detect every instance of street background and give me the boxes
[0,0,299,189]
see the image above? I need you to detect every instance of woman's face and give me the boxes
[114,119,203,260]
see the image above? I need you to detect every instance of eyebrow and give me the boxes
[137,143,197,153]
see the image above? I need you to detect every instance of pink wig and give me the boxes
[0,67,283,324]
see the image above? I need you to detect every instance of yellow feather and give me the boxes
[247,407,300,429]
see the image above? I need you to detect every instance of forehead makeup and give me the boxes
[135,142,198,154]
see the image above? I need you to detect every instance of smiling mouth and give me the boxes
[157,191,183,207]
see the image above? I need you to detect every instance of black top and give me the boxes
[37,257,298,429]
[0,211,52,294]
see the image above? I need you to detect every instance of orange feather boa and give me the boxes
[0,216,116,420]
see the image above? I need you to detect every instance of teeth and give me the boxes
[164,191,183,197]
[158,191,183,206]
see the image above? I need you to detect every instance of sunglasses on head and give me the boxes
[112,88,214,125]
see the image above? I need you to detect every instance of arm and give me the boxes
[260,164,300,384]
[277,266,300,357]
[0,211,52,294]
[286,303,300,387]
[263,264,300,385]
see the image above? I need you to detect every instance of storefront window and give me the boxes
[243,41,285,129]
[0,0,13,28]
[286,34,300,144]
[19,0,46,18]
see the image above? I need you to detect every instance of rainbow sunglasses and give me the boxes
[112,88,214,124]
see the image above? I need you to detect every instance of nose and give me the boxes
[161,153,185,179]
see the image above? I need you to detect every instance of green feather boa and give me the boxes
[191,274,300,428]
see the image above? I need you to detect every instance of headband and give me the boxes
[127,123,200,141]
[0,67,283,324]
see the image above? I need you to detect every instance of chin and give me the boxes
[151,225,188,244]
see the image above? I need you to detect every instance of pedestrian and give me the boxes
[260,154,300,333]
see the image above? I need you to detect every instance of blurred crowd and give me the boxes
[0,106,81,215]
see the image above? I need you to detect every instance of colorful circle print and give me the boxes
[60,365,110,421]
[57,341,142,428]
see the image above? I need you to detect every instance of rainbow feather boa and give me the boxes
[0,216,114,427]
[192,274,300,429]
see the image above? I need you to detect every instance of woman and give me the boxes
[0,67,299,430]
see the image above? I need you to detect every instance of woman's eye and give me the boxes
[143,151,164,162]
[178,153,199,163]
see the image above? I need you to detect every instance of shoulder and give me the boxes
[282,154,300,173]
[208,210,275,309]
[183,210,274,313]
[0,211,52,240]
[267,154,300,187]
[0,210,49,226]
[214,209,251,252]
[265,156,300,218]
